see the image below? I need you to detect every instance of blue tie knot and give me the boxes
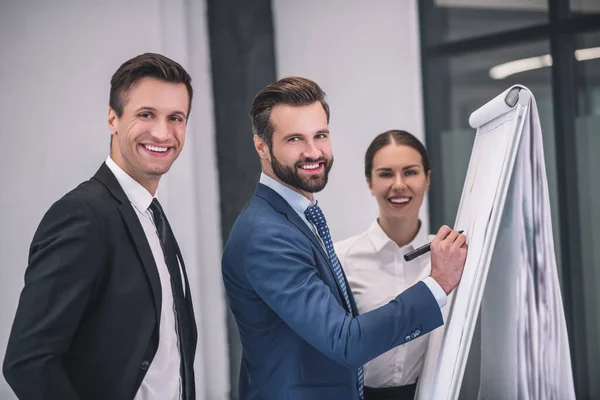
[304,203,328,230]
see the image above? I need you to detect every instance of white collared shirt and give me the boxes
[335,220,445,388]
[105,156,181,400]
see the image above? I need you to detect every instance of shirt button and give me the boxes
[140,360,150,370]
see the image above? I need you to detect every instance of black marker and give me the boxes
[404,230,464,262]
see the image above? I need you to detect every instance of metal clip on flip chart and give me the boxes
[504,87,521,108]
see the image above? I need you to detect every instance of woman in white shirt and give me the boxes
[335,129,443,400]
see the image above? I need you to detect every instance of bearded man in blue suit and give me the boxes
[222,77,468,400]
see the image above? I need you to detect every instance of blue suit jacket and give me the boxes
[222,184,443,400]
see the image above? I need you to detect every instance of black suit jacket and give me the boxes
[3,163,197,400]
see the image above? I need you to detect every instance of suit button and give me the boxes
[140,360,150,370]
[405,335,411,342]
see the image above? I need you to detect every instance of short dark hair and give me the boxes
[365,130,430,180]
[109,53,193,117]
[250,77,330,148]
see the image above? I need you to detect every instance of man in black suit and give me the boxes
[3,53,197,400]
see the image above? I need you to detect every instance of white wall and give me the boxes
[272,0,429,241]
[0,1,229,398]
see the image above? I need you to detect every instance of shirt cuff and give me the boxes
[422,277,447,309]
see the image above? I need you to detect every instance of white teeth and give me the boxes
[144,144,168,153]
[300,163,319,170]
[390,198,410,204]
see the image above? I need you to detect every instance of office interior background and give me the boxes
[0,0,598,399]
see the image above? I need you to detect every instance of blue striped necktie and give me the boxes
[304,202,364,399]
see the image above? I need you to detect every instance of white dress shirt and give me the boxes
[335,220,447,388]
[105,157,181,400]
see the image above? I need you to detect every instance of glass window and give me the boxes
[571,0,600,15]
[420,2,600,398]
[574,29,600,400]
[432,41,563,282]
[426,0,548,44]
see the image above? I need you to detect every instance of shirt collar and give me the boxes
[105,156,155,213]
[259,172,315,213]
[367,219,429,253]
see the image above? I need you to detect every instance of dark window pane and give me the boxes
[570,0,600,15]
[429,41,563,282]
[574,29,600,400]
[426,0,548,45]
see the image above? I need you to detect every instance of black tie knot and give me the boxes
[150,198,163,217]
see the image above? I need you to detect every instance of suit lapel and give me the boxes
[118,205,162,322]
[255,184,350,310]
[288,210,330,263]
[340,266,359,316]
[92,163,162,323]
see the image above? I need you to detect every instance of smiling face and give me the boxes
[108,77,189,194]
[254,101,333,198]
[368,143,430,221]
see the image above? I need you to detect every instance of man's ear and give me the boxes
[253,134,271,162]
[107,108,119,153]
[107,108,118,132]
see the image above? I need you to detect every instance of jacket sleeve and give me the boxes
[243,221,443,369]
[3,195,105,400]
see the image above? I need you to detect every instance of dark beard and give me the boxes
[270,151,334,193]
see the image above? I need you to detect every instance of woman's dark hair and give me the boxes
[364,130,430,180]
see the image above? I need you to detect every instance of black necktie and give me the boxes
[150,199,186,300]
[149,198,190,396]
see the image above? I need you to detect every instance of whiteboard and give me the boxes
[416,86,531,400]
